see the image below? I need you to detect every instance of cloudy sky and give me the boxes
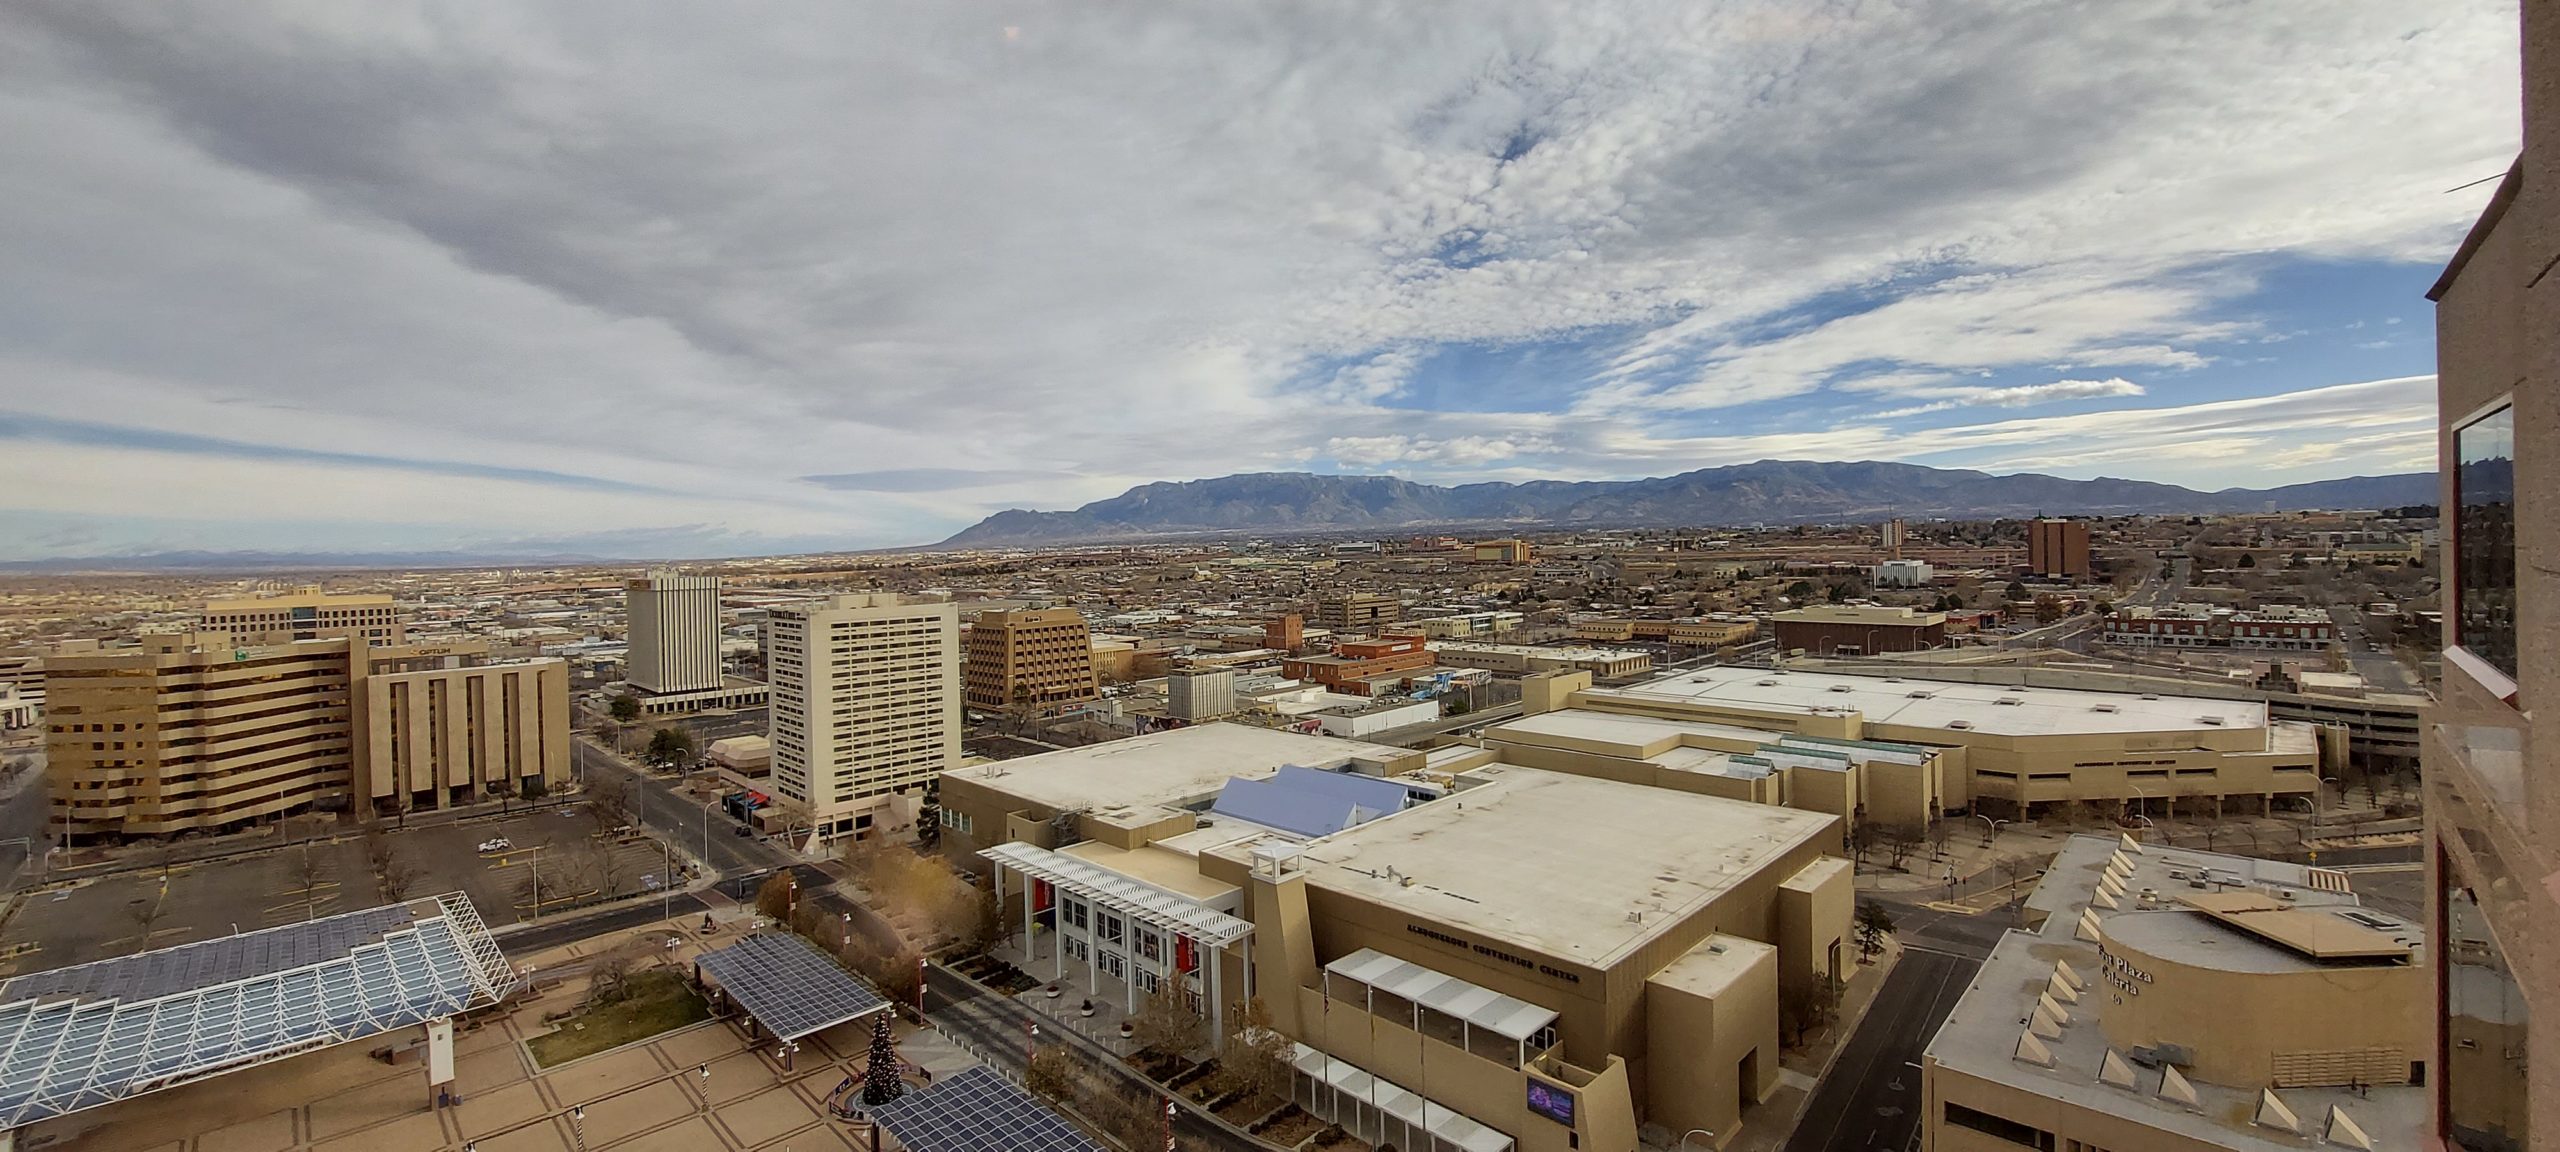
[0,2,2520,560]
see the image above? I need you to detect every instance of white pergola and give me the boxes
[980,841,1255,1039]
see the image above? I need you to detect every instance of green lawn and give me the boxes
[528,969,712,1067]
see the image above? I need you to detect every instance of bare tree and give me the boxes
[587,839,630,899]
[1881,824,1926,871]
[127,894,170,954]
[1222,997,1296,1106]
[288,843,330,921]
[586,772,636,837]
[1778,975,1844,1048]
[1926,819,1953,863]
[378,846,426,902]
[1129,977,1202,1058]
[1024,1043,1076,1104]
[587,952,635,1007]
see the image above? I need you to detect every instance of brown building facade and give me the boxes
[2027,519,2092,579]
[963,607,1100,713]
[1771,604,1948,656]
[45,635,568,839]
[198,589,404,646]
[1281,635,1433,689]
[2424,31,2554,1147]
[1312,593,1400,633]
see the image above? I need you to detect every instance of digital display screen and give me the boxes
[1526,1080,1576,1126]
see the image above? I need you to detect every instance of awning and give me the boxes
[981,842,1254,948]
[696,932,887,1042]
[1291,1042,1515,1152]
[1324,947,1558,1042]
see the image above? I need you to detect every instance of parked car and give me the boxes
[734,825,754,837]
[478,837,512,853]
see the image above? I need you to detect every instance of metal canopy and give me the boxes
[1324,947,1558,1042]
[0,893,516,1129]
[1290,1043,1515,1152]
[981,842,1254,948]
[872,1065,1104,1152]
[695,933,887,1042]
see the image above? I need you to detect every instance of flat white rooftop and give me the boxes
[943,723,1409,815]
[1593,665,2273,738]
[1221,763,1836,969]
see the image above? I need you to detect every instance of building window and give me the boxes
[1100,913,1124,945]
[2441,874,2529,1152]
[1944,1102,2055,1151]
[2453,405,2517,683]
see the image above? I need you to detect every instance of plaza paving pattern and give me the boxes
[20,922,926,1152]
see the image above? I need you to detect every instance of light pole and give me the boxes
[1977,813,2008,843]
[569,1106,586,1152]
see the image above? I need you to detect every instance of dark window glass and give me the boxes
[1944,1102,2054,1151]
[2442,878,2529,1152]
[2455,406,2517,681]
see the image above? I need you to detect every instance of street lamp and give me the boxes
[1680,1129,1718,1149]
[1977,814,2008,844]
[569,1106,586,1152]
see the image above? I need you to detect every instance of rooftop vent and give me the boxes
[1756,679,1778,687]
[2199,716,2226,726]
[1996,697,2024,706]
[1908,691,1935,699]
[2092,703,2121,713]
[1946,720,1974,730]
[1828,685,1853,693]
[2140,693,2161,701]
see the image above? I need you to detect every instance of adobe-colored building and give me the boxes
[1280,635,1434,689]
[1771,604,1947,656]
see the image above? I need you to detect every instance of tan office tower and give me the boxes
[625,570,723,694]
[199,588,403,645]
[46,635,568,839]
[1312,592,1401,633]
[962,607,1100,713]
[2026,518,2091,579]
[2424,40,2553,1150]
[766,594,961,840]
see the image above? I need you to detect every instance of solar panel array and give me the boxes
[0,909,496,1128]
[695,933,886,1042]
[872,1066,1106,1152]
[0,904,420,1004]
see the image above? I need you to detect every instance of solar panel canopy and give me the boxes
[0,893,516,1129]
[872,1065,1105,1152]
[695,933,887,1041]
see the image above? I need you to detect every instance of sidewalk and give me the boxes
[1698,937,1903,1152]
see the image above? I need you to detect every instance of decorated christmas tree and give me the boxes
[861,1012,903,1106]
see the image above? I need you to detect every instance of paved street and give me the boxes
[1784,897,2008,1152]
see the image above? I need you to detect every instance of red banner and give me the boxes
[1174,935,1198,974]
[1033,879,1054,913]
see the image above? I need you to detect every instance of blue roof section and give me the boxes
[1272,764,1415,813]
[1212,777,1368,838]
[1212,765,1417,838]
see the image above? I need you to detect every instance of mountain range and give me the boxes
[940,460,2438,547]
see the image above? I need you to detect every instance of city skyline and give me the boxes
[0,3,2519,560]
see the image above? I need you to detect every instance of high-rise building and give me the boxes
[1312,592,1400,633]
[1263,613,1305,654]
[198,588,403,646]
[1881,517,1907,559]
[2027,518,2092,579]
[45,635,567,838]
[766,594,961,840]
[1166,667,1236,720]
[962,607,1099,713]
[625,570,723,695]
[2423,47,2551,1149]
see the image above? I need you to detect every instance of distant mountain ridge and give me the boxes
[940,460,2438,547]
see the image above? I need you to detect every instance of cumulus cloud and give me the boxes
[0,1,2515,557]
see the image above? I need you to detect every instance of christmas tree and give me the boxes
[861,1012,904,1106]
[915,777,941,850]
